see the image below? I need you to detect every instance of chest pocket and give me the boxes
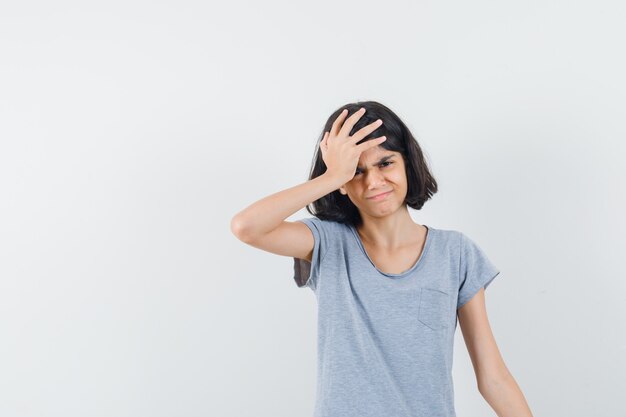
[418,287,451,330]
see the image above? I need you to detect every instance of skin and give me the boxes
[338,146,428,274]
[339,146,419,244]
[458,289,534,416]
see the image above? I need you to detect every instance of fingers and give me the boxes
[356,136,387,153]
[338,107,367,138]
[330,109,349,137]
[350,118,384,143]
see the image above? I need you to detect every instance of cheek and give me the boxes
[389,169,407,184]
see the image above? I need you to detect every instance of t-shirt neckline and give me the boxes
[348,223,434,278]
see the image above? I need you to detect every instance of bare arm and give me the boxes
[480,374,534,417]
[458,289,534,417]
[230,172,344,242]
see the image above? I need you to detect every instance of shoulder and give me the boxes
[296,217,350,242]
[297,216,345,232]
[428,225,464,248]
[432,227,489,251]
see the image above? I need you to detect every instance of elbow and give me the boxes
[230,215,251,242]
[477,371,512,397]
[231,214,262,243]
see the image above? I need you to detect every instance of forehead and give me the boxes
[357,147,401,167]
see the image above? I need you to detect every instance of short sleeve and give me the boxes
[457,232,501,309]
[292,217,329,291]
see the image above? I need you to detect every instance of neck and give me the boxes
[357,209,423,249]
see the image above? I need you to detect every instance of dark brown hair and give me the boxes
[304,100,438,227]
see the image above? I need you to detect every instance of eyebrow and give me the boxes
[357,155,395,170]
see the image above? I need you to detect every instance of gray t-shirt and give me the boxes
[292,217,501,417]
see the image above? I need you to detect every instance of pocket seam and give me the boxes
[418,287,450,331]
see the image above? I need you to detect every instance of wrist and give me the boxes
[320,171,349,189]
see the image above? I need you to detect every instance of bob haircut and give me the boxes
[304,100,438,227]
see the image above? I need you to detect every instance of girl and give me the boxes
[231,101,533,417]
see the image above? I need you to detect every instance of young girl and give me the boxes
[231,101,533,417]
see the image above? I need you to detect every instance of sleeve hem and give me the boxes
[456,270,501,310]
[292,218,324,290]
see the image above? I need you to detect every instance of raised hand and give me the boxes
[320,107,386,184]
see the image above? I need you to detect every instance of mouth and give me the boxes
[367,191,392,200]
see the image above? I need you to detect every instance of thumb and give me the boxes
[321,131,329,149]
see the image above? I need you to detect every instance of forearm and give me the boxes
[479,373,534,417]
[231,172,344,240]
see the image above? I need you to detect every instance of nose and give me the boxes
[365,170,387,190]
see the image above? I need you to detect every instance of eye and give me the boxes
[355,161,393,175]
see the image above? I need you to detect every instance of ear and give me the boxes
[339,185,347,195]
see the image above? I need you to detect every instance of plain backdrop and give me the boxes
[1,1,625,416]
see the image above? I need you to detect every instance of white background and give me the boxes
[1,1,625,416]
